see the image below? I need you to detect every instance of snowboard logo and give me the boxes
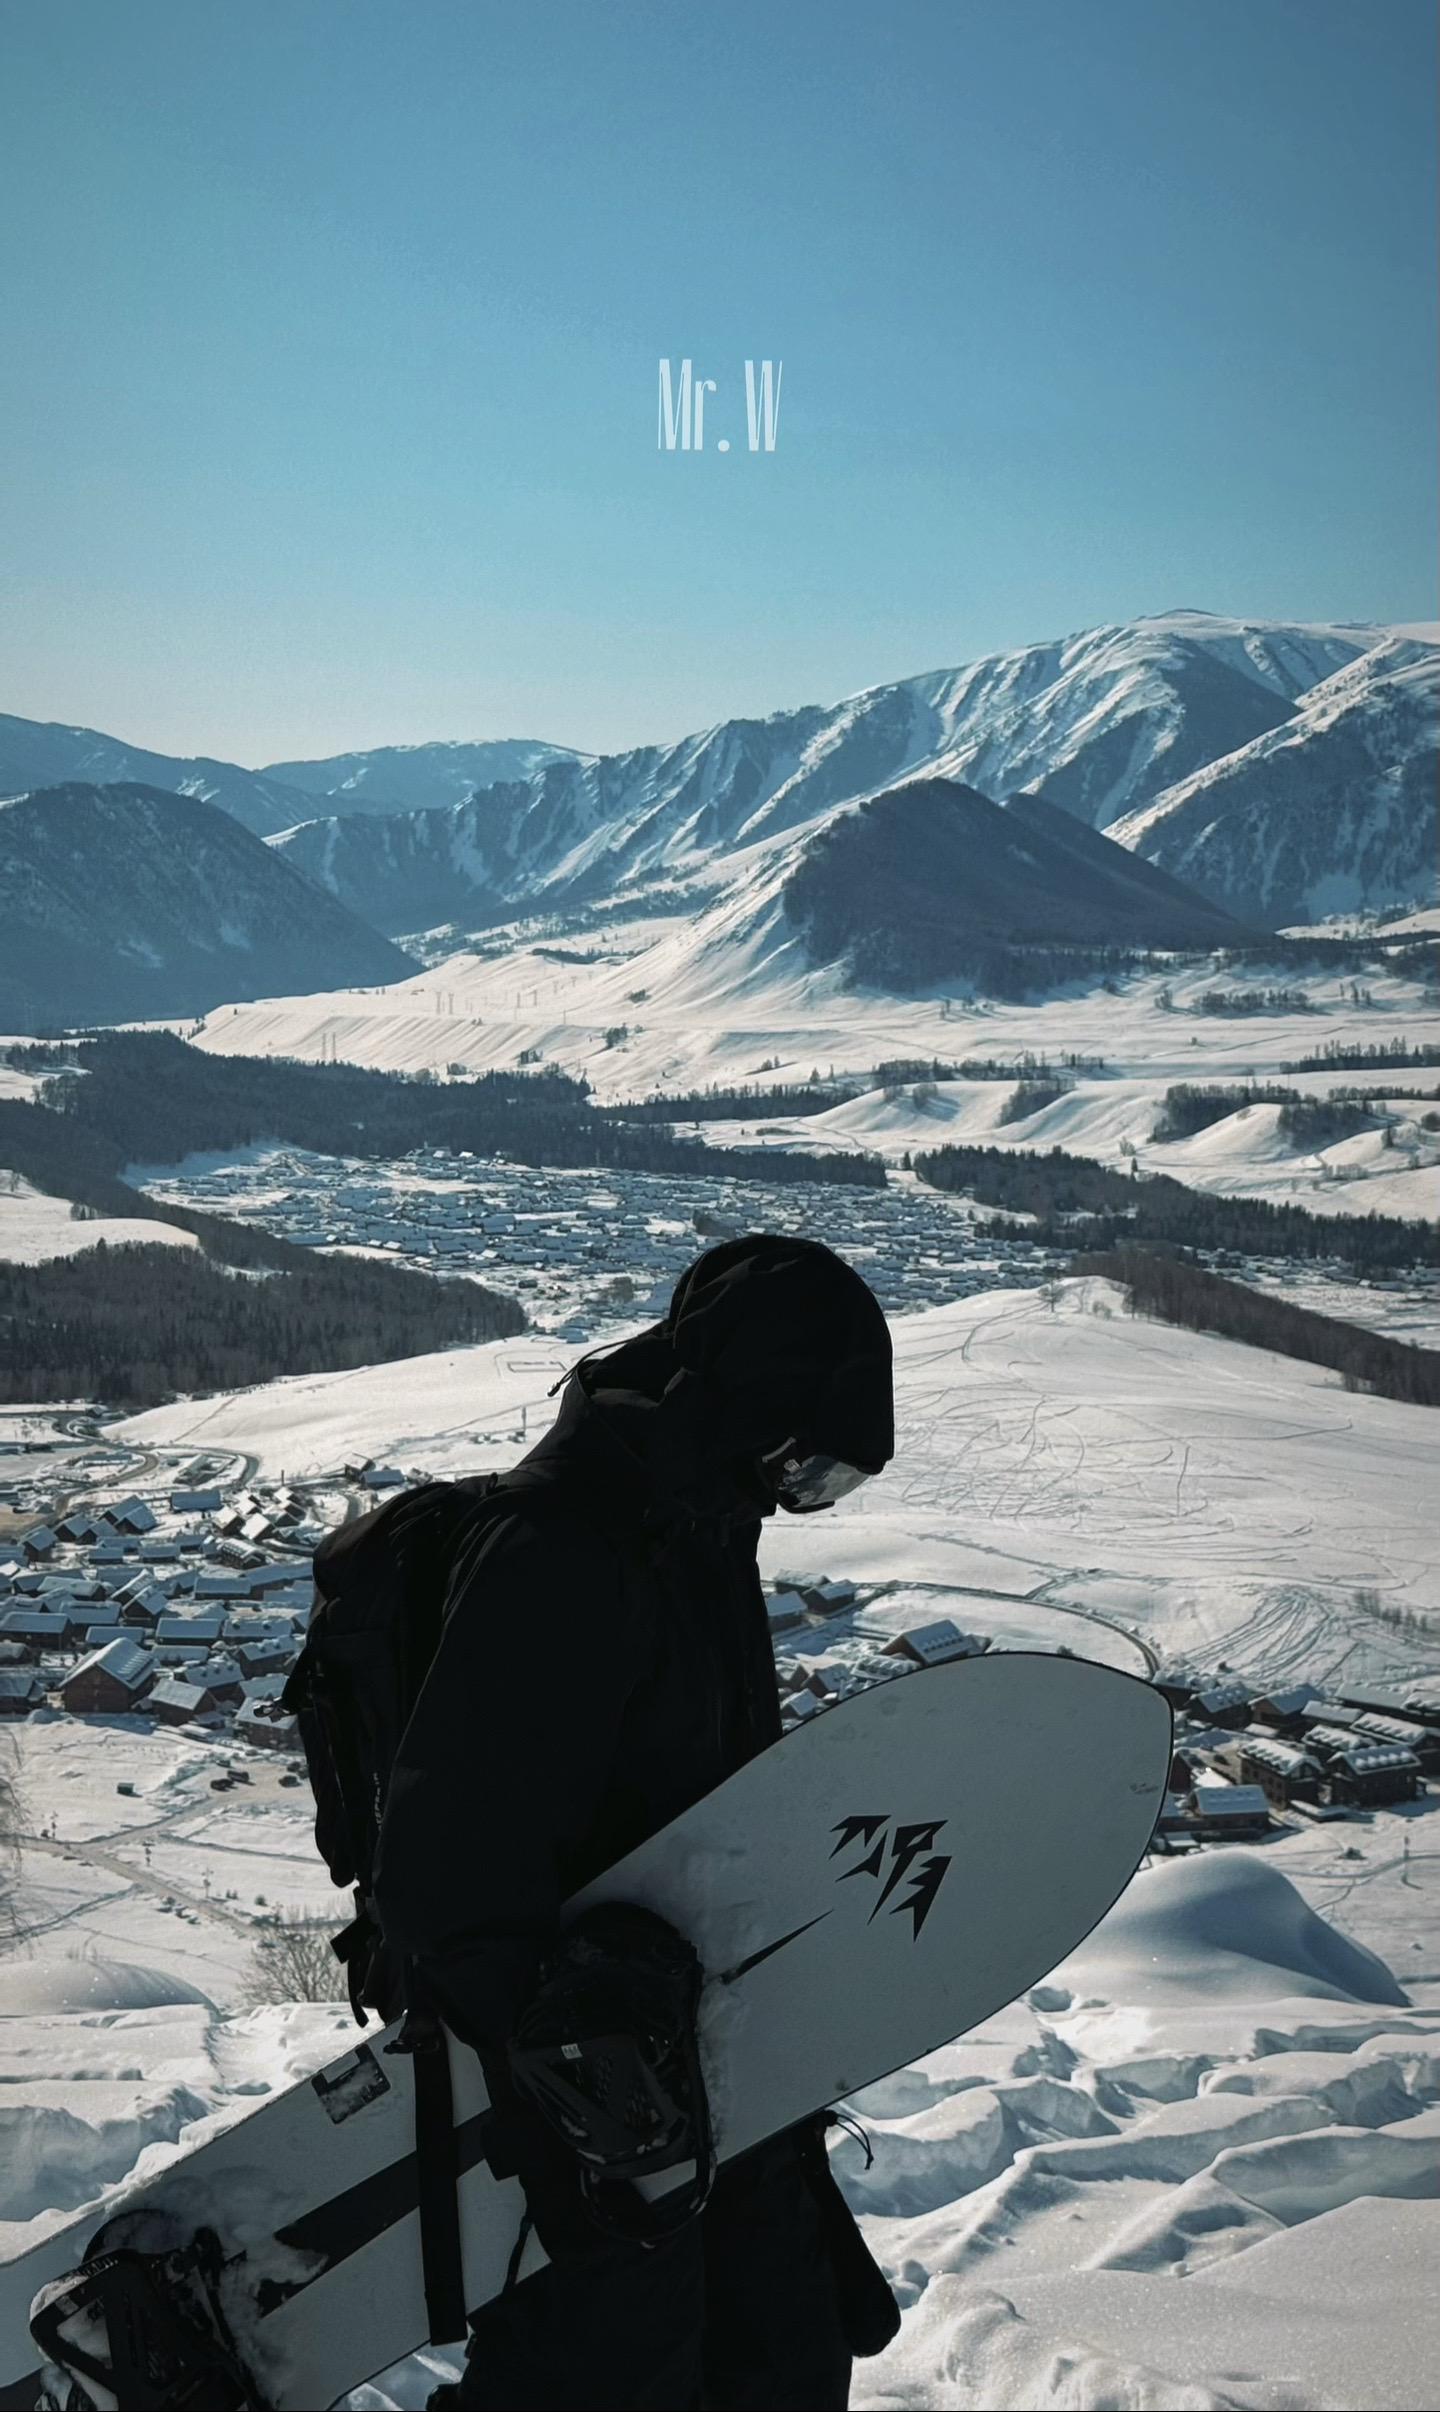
[831,1815,952,1939]
[717,1813,954,1986]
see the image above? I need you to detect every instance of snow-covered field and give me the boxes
[704,1070,1440,1221]
[156,931,1440,1228]
[119,1281,1440,1693]
[0,1175,199,1266]
[179,938,1438,1101]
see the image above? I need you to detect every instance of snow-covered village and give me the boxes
[3,6,1439,2408]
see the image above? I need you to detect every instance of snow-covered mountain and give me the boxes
[0,784,412,1031]
[269,612,1418,933]
[262,737,589,815]
[5,612,1431,993]
[779,780,1248,990]
[1113,639,1440,927]
[0,714,319,840]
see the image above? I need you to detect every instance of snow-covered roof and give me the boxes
[1234,1735,1318,1775]
[766,1589,809,1627]
[235,1698,297,1732]
[1333,1744,1420,1775]
[1352,1711,1431,1748]
[885,1620,988,1665]
[1191,1782,1269,1817]
[248,1565,311,1593]
[1306,1723,1370,1755]
[1336,1685,1417,1717]
[1194,1682,1250,1713]
[66,1635,153,1692]
[1254,1686,1316,1717]
[0,1607,72,1635]
[150,1674,215,1710]
[104,1498,157,1532]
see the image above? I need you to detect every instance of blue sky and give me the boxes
[1,0,1434,762]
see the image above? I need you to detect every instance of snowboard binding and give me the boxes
[30,2216,268,2412]
[507,1902,715,2242]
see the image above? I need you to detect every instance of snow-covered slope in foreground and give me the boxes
[2,1822,1436,2411]
[845,1844,1440,2412]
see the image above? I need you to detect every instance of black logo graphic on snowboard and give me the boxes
[717,1814,953,1986]
[831,1815,951,1938]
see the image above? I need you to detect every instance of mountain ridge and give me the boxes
[1112,638,1440,924]
[778,777,1251,994]
[261,736,590,816]
[0,784,412,1031]
[265,612,1430,933]
[0,716,321,841]
[4,613,1432,993]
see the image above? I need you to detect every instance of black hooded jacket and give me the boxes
[371,1234,894,2049]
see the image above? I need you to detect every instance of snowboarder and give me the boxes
[372,1232,901,2409]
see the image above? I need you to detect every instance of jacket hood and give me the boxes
[664,1233,894,1469]
[521,1235,893,1530]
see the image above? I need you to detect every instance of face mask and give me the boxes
[757,1437,877,1514]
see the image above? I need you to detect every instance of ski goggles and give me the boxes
[759,1438,878,1513]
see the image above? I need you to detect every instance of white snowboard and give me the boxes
[1,1651,1170,2409]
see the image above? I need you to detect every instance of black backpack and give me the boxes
[282,1467,557,2341]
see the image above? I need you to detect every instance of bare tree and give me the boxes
[0,1732,27,1947]
[242,1909,349,2007]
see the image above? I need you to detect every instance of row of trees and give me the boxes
[1275,1098,1375,1149]
[602,1054,1109,1122]
[1152,1083,1300,1140]
[913,1140,1440,1270]
[15,1032,884,1191]
[1192,986,1318,1016]
[0,1239,525,1409]
[997,1078,1071,1125]
[595,1077,858,1123]
[1282,1038,1440,1073]
[1081,1248,1440,1409]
